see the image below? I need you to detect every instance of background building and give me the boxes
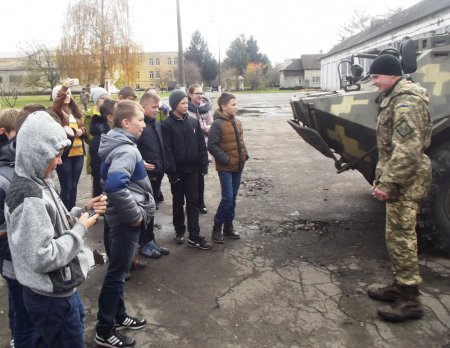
[321,0,450,91]
[279,54,323,89]
[135,52,178,91]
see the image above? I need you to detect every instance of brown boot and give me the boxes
[224,221,240,239]
[367,282,402,302]
[212,225,224,243]
[377,285,423,322]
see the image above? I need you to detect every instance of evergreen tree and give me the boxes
[184,31,218,84]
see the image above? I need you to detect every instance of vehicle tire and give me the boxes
[418,143,450,252]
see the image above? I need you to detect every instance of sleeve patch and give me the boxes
[394,120,413,137]
[397,104,410,111]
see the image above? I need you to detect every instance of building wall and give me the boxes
[304,69,321,88]
[321,9,450,90]
[280,71,304,88]
[135,52,178,91]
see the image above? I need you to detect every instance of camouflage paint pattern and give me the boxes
[385,201,422,286]
[289,34,450,183]
[375,78,432,201]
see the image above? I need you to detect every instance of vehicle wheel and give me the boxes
[418,143,450,252]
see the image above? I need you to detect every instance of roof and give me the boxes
[281,59,302,71]
[301,54,323,70]
[280,54,323,72]
[323,0,450,58]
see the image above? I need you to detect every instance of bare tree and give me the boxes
[0,75,25,108]
[58,0,142,87]
[20,41,60,94]
[184,61,202,87]
[338,7,403,41]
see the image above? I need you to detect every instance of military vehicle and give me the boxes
[288,34,450,250]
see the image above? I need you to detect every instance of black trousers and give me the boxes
[170,170,200,238]
[91,162,103,198]
[198,173,205,207]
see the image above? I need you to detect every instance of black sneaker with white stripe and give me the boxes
[188,236,212,250]
[115,315,147,330]
[94,329,135,347]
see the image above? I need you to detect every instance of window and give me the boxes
[167,57,172,66]
[9,75,21,83]
[149,58,153,66]
[312,76,320,83]
[149,71,154,79]
[167,71,172,79]
[136,72,140,78]
[156,58,160,66]
[174,58,178,66]
[0,76,2,83]
[156,70,160,79]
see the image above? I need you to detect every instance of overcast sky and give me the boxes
[2,0,422,64]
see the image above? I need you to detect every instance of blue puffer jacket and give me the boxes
[99,128,155,228]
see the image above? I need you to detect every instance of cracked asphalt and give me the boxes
[1,92,450,347]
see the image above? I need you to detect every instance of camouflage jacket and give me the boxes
[376,78,432,201]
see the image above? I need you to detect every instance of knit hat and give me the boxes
[91,87,109,104]
[169,90,188,110]
[118,86,137,100]
[369,54,403,76]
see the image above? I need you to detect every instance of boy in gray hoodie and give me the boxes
[5,110,106,347]
[95,100,155,348]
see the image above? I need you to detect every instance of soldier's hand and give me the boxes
[372,187,389,202]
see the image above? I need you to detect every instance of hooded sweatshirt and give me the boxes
[5,111,90,297]
[99,128,155,228]
[0,139,16,279]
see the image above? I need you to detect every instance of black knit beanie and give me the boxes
[169,90,188,110]
[369,54,403,76]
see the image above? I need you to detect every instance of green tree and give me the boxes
[223,34,248,76]
[223,34,268,76]
[184,31,218,84]
[58,0,142,87]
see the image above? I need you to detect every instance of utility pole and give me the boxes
[176,0,185,88]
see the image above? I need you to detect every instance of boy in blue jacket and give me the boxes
[95,100,155,348]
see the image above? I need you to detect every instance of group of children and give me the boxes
[0,84,248,348]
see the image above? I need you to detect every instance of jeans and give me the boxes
[139,217,155,246]
[214,171,242,226]
[96,222,140,335]
[170,170,200,238]
[56,155,84,210]
[3,277,36,348]
[22,287,85,348]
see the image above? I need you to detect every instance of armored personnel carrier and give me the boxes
[288,34,450,250]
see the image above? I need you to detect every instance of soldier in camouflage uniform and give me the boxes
[367,54,432,322]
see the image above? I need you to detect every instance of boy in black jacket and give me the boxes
[162,90,211,250]
[137,93,170,258]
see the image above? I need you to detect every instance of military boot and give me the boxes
[377,285,423,322]
[212,225,224,244]
[224,221,240,239]
[367,282,402,302]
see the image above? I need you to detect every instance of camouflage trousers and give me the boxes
[385,200,422,286]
